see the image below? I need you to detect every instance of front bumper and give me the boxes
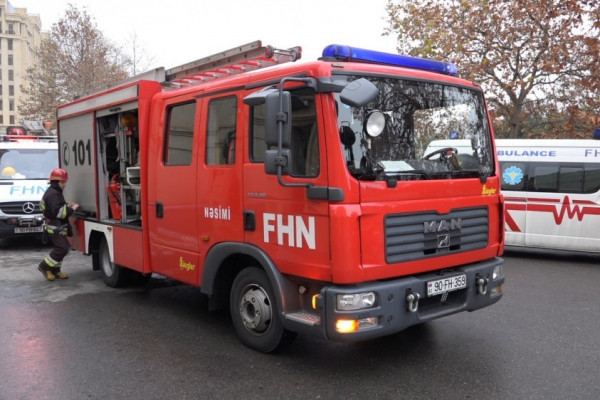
[0,215,45,238]
[317,257,504,342]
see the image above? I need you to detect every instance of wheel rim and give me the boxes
[239,284,272,336]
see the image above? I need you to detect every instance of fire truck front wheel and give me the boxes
[230,267,296,353]
[96,237,129,288]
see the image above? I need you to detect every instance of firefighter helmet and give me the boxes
[49,168,68,181]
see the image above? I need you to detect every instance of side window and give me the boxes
[500,162,527,191]
[532,164,558,192]
[206,96,237,165]
[250,88,320,177]
[250,105,267,163]
[584,165,600,193]
[164,102,196,166]
[558,166,584,192]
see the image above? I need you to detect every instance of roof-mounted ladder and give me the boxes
[163,40,302,88]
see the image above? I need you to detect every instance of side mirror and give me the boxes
[243,87,292,148]
[340,78,379,107]
[264,90,292,148]
[265,149,291,175]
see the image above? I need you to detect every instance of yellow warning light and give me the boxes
[335,319,358,333]
[312,294,319,309]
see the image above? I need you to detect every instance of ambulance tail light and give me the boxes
[321,44,458,76]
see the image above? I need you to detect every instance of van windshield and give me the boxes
[335,75,494,181]
[0,149,58,180]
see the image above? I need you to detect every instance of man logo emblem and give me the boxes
[23,202,36,214]
[437,234,450,248]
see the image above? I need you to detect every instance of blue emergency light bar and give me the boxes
[322,44,458,76]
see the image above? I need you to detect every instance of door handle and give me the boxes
[156,202,163,218]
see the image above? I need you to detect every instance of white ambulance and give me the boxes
[497,139,600,253]
[0,136,58,242]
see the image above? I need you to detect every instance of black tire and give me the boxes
[97,237,128,287]
[40,232,50,246]
[230,267,296,353]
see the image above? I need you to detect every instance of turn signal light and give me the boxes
[336,319,358,333]
[335,317,379,333]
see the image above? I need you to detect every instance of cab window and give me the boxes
[250,88,319,177]
[164,102,196,166]
[206,96,237,165]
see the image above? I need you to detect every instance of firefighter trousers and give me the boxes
[40,233,71,269]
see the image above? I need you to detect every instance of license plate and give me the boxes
[427,274,467,297]
[15,226,44,234]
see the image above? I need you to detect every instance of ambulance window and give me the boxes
[532,164,558,192]
[583,165,600,193]
[558,166,584,192]
[500,162,526,191]
[164,102,196,166]
[206,96,237,165]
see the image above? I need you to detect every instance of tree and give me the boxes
[19,5,130,122]
[125,31,155,76]
[384,0,600,138]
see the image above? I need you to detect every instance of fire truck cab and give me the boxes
[58,41,504,352]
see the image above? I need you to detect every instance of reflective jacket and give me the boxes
[40,182,73,235]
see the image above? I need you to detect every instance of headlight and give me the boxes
[336,292,376,311]
[493,265,504,280]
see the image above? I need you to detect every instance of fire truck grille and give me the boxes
[0,201,41,215]
[385,207,488,263]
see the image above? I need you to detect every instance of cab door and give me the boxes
[147,98,200,285]
[242,88,332,281]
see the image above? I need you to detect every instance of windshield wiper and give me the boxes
[378,169,433,187]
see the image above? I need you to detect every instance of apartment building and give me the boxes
[0,0,45,133]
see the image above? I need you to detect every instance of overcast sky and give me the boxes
[13,0,399,71]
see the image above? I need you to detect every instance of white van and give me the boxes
[0,137,58,242]
[497,139,600,253]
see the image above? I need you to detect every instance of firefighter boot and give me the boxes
[53,268,69,279]
[38,263,55,281]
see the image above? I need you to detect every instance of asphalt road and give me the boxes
[0,238,598,400]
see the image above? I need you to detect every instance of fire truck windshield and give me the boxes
[335,76,493,182]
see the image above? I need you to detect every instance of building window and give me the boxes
[9,115,15,124]
[9,99,14,111]
[8,70,13,81]
[8,55,13,66]
[8,23,14,35]
[8,39,13,51]
[0,115,3,124]
[9,85,14,96]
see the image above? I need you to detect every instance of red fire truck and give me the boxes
[57,41,505,352]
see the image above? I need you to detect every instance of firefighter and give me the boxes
[38,168,79,281]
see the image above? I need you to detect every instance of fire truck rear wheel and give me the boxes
[97,237,128,288]
[230,267,296,353]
